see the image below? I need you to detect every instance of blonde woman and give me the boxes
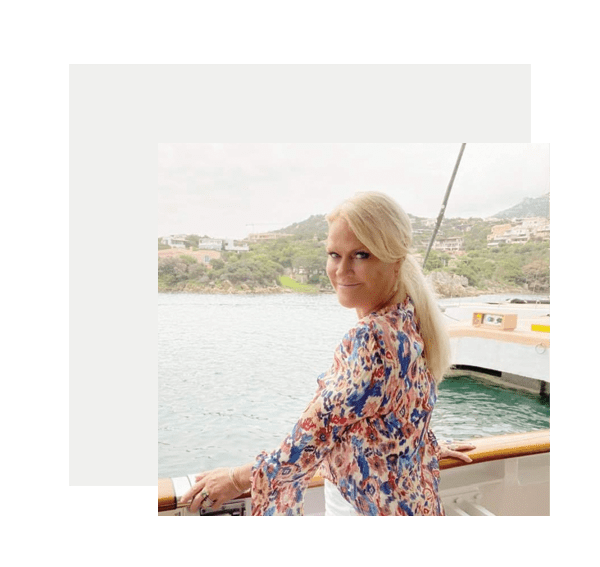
[181,191,473,516]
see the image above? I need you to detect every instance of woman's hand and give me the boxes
[179,467,244,514]
[439,440,476,463]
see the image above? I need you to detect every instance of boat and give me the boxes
[443,297,550,397]
[158,429,550,516]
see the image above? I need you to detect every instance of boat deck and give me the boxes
[447,316,550,349]
[443,301,550,394]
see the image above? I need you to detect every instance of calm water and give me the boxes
[158,293,550,478]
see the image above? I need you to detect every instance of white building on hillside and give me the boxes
[199,238,223,251]
[432,237,464,253]
[161,235,188,248]
[224,239,250,252]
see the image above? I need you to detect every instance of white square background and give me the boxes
[71,64,531,486]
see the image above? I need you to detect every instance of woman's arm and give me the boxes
[251,324,390,515]
[179,462,253,513]
[181,323,388,515]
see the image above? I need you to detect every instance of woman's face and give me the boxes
[326,217,400,318]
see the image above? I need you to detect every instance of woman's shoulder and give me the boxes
[362,297,416,330]
[340,297,418,345]
[341,310,399,351]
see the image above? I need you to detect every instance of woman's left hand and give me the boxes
[439,441,476,463]
[179,467,243,514]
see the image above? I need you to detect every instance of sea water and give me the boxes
[158,293,549,478]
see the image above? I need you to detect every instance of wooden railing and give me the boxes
[158,429,550,513]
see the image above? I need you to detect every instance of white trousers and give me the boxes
[324,480,359,516]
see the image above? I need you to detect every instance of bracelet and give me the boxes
[229,467,244,493]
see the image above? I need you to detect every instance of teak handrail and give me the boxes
[158,429,550,513]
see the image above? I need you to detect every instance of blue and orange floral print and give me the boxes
[251,296,444,516]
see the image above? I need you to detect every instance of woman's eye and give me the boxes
[327,252,339,258]
[355,251,370,259]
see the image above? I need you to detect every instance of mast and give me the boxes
[422,143,466,269]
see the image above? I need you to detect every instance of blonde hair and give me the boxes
[327,191,450,385]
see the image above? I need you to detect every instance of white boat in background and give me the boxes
[443,297,550,397]
[158,429,550,516]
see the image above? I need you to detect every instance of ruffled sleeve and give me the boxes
[251,322,391,515]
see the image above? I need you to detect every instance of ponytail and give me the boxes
[397,254,450,385]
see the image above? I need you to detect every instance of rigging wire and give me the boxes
[423,143,467,270]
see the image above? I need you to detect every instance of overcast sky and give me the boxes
[158,143,549,240]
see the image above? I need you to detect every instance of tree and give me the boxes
[186,234,200,248]
[423,250,451,272]
[522,260,550,292]
[492,256,524,286]
[158,257,190,285]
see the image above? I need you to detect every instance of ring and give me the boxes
[199,490,215,509]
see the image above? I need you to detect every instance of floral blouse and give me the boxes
[250,296,444,516]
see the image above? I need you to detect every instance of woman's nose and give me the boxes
[338,257,353,275]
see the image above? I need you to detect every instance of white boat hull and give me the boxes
[441,451,549,516]
[444,300,550,395]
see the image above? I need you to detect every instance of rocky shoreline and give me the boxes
[159,271,537,298]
